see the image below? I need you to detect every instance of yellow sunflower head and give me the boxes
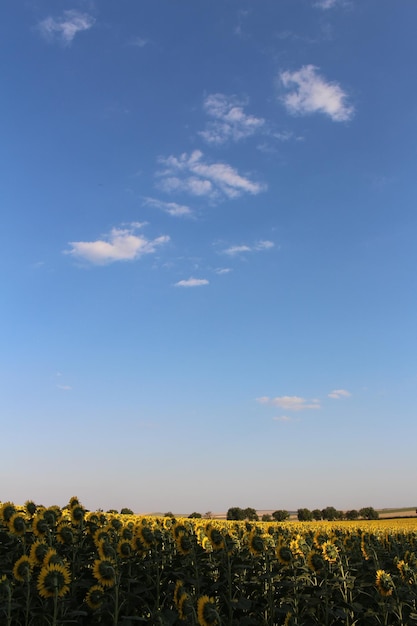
[322,541,339,563]
[85,584,106,610]
[248,530,265,557]
[24,500,37,517]
[29,540,49,568]
[375,569,394,597]
[32,513,49,538]
[37,563,71,599]
[117,540,132,559]
[43,548,65,567]
[0,502,16,524]
[56,522,74,545]
[197,595,219,626]
[70,504,85,526]
[176,531,192,556]
[307,550,324,573]
[276,540,292,566]
[177,591,189,621]
[97,539,117,561]
[8,512,27,536]
[93,559,117,588]
[13,555,32,583]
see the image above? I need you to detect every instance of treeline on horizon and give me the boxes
[225,506,381,522]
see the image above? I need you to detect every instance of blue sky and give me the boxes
[2,0,417,514]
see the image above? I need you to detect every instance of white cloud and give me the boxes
[280,65,354,122]
[223,240,274,255]
[199,93,265,144]
[38,10,95,45]
[65,223,169,265]
[129,37,148,48]
[315,0,345,8]
[273,415,292,422]
[174,277,209,288]
[328,389,351,399]
[157,150,266,200]
[215,268,232,275]
[257,396,321,411]
[57,384,72,391]
[143,197,192,217]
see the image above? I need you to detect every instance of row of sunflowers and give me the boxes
[0,497,417,625]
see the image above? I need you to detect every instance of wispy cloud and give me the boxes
[65,223,169,265]
[129,36,148,48]
[199,93,265,145]
[57,384,72,391]
[315,0,345,8]
[280,65,354,122]
[257,396,321,411]
[328,389,351,399]
[157,150,266,200]
[174,277,209,288]
[273,415,293,422]
[215,268,232,275]
[143,197,193,217]
[38,10,95,45]
[223,240,274,255]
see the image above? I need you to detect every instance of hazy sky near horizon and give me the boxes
[2,0,417,514]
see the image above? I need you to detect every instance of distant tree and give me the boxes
[297,508,313,521]
[204,511,213,519]
[120,508,134,515]
[227,507,245,521]
[244,507,259,521]
[359,507,379,520]
[272,510,290,522]
[321,506,338,521]
[164,511,175,518]
[312,509,322,521]
[188,512,202,518]
[345,509,359,520]
[262,513,272,522]
[107,509,118,514]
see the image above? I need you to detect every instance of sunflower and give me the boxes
[176,531,192,556]
[375,569,394,597]
[25,500,37,517]
[307,550,324,573]
[248,530,264,557]
[13,556,32,582]
[117,540,132,559]
[93,528,111,545]
[121,526,134,541]
[29,540,49,567]
[37,563,71,599]
[85,584,106,610]
[70,504,85,526]
[8,512,27,536]
[206,525,224,551]
[43,548,64,567]
[177,591,189,621]
[276,540,292,566]
[197,595,218,626]
[174,580,184,607]
[68,496,80,509]
[397,560,414,585]
[97,539,117,561]
[0,502,16,524]
[32,513,49,538]
[322,541,339,563]
[56,522,74,545]
[93,559,117,588]
[136,524,154,548]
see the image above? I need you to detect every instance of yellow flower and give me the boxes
[56,522,74,545]
[93,559,116,588]
[29,540,49,567]
[177,591,189,621]
[248,530,264,556]
[37,563,71,599]
[0,502,16,523]
[85,584,106,610]
[117,540,132,559]
[197,595,218,626]
[322,541,339,563]
[43,548,64,567]
[307,550,324,573]
[176,531,192,556]
[8,512,27,536]
[32,513,49,538]
[375,569,394,597]
[13,556,32,582]
[276,539,292,565]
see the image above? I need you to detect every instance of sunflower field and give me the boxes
[1,498,417,625]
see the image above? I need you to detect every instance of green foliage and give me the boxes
[120,507,134,515]
[359,506,379,519]
[188,512,202,518]
[272,509,289,521]
[297,507,313,521]
[312,509,322,520]
[346,509,359,520]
